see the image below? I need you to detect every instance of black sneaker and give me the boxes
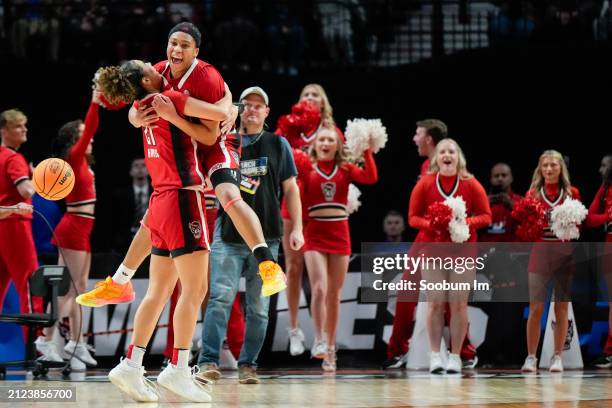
[462,356,478,369]
[382,353,407,370]
[593,355,612,369]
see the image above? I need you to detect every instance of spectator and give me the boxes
[315,0,366,64]
[382,210,406,242]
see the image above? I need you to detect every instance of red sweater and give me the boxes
[409,173,492,242]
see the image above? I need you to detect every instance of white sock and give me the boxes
[112,263,136,285]
[174,348,190,369]
[126,345,146,368]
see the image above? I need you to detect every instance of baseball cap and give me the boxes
[239,86,269,106]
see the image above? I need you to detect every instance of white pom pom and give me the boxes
[444,196,470,243]
[345,118,388,160]
[365,119,388,153]
[550,198,588,241]
[345,119,370,160]
[347,184,362,214]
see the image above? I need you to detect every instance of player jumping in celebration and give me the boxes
[77,22,286,309]
[97,60,234,402]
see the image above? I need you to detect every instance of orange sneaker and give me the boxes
[259,261,287,297]
[76,277,135,307]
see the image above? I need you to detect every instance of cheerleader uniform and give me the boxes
[526,184,581,277]
[302,149,378,255]
[586,184,612,356]
[52,102,99,251]
[408,173,492,244]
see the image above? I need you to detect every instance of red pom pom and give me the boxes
[275,101,321,148]
[511,197,546,242]
[99,93,127,110]
[425,202,453,241]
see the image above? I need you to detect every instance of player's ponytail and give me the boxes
[96,63,143,105]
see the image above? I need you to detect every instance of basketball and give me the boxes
[32,158,75,201]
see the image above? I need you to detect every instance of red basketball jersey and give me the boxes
[138,91,205,192]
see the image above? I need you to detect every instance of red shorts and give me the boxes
[201,133,241,178]
[303,219,350,255]
[146,189,209,257]
[52,213,94,251]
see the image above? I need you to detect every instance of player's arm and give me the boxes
[151,94,218,145]
[128,105,159,128]
[0,203,33,219]
[16,179,35,199]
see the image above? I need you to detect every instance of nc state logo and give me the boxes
[551,318,574,351]
[189,221,202,240]
[321,182,336,202]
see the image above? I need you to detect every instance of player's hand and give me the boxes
[92,89,104,106]
[220,105,238,135]
[13,202,33,215]
[134,106,159,128]
[151,94,178,121]
[289,229,304,251]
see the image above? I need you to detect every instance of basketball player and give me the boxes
[97,60,231,402]
[78,22,286,307]
[301,124,378,371]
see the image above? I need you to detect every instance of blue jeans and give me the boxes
[199,220,279,368]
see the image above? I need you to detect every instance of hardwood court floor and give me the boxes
[1,369,611,407]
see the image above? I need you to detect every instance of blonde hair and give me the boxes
[309,124,347,166]
[428,138,472,179]
[0,109,27,129]
[529,150,572,198]
[300,83,335,126]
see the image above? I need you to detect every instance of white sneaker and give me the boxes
[35,337,63,363]
[311,340,328,359]
[446,353,462,374]
[289,328,305,356]
[219,341,238,370]
[549,354,564,373]
[157,364,212,403]
[64,340,97,367]
[429,352,445,374]
[108,358,159,402]
[521,355,538,373]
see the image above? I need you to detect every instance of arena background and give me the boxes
[0,0,610,368]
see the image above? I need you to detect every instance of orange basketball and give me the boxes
[32,158,75,201]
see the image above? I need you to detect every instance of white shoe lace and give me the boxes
[190,366,213,394]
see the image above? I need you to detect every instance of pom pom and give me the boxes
[550,198,588,241]
[345,118,388,161]
[511,197,546,242]
[445,196,470,243]
[347,184,362,214]
[426,202,453,231]
[275,101,321,148]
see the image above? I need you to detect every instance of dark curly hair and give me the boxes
[95,60,148,105]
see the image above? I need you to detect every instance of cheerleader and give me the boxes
[282,83,340,356]
[301,124,378,371]
[35,91,103,368]
[586,154,612,368]
[408,138,491,374]
[522,150,582,373]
